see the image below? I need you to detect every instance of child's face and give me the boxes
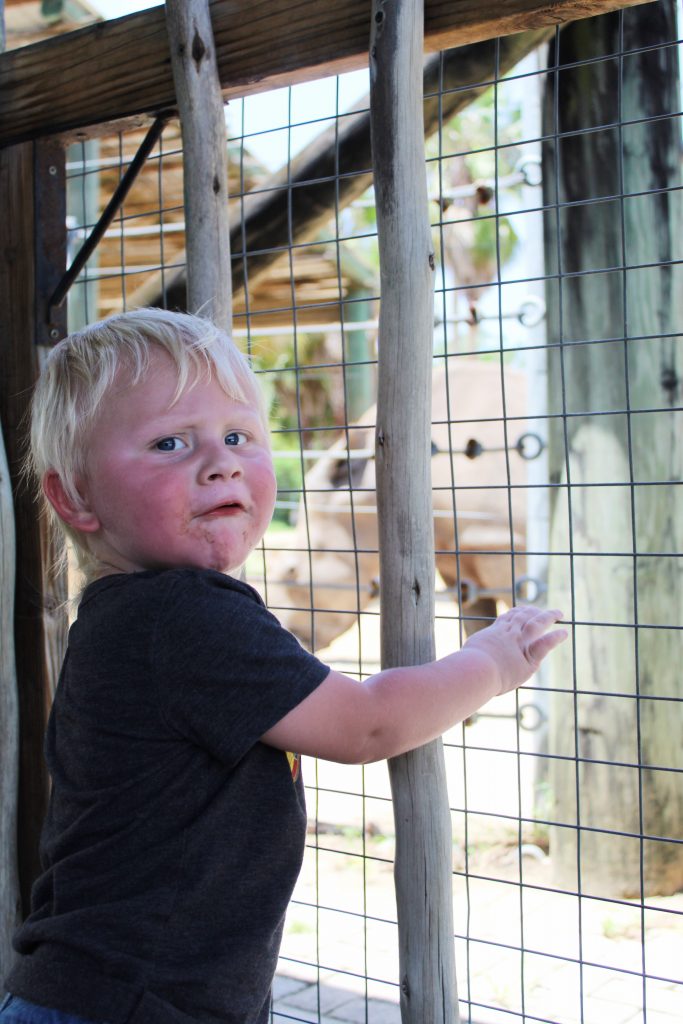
[75,349,277,576]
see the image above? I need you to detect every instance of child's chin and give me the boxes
[201,555,242,575]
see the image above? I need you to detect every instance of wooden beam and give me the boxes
[0,0,654,148]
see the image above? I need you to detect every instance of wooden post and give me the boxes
[0,140,68,917]
[543,1,683,896]
[0,7,21,983]
[0,425,20,987]
[0,142,46,917]
[370,2,457,1022]
[165,0,231,327]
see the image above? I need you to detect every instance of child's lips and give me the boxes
[198,501,245,518]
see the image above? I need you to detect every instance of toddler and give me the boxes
[2,308,565,1024]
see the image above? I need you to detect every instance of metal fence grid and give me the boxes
[63,7,682,1023]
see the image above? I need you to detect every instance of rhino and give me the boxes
[258,359,531,651]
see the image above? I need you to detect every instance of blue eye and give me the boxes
[225,431,248,446]
[155,436,187,452]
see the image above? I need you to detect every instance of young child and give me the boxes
[2,308,566,1024]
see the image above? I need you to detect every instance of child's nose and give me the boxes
[200,441,243,482]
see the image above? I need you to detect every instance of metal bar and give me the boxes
[49,113,173,310]
[269,432,545,462]
[272,500,502,520]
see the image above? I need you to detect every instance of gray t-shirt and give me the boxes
[7,569,329,1024]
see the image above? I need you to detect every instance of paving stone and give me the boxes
[328,994,401,1023]
[281,976,359,1015]
[272,974,313,1001]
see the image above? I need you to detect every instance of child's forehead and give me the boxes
[103,347,258,416]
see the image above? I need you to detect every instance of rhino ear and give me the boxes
[329,455,369,490]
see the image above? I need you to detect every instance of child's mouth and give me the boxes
[201,502,243,518]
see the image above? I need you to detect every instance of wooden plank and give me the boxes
[165,0,232,327]
[370,2,456,1021]
[0,0,654,148]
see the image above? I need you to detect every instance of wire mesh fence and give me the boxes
[62,6,682,1023]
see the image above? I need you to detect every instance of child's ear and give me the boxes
[42,471,100,534]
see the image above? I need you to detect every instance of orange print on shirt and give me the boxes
[286,751,300,782]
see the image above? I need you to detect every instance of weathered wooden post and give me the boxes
[370,2,457,1022]
[0,3,20,991]
[0,426,20,987]
[0,139,68,917]
[0,17,19,983]
[165,0,231,326]
[543,1,683,897]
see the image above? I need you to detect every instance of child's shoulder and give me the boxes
[159,567,265,605]
[76,567,269,646]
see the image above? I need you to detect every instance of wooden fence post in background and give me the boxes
[0,425,20,986]
[370,2,458,1022]
[165,0,232,326]
[0,142,67,918]
[0,12,20,981]
[0,2,20,989]
[543,0,683,898]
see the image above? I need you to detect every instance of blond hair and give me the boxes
[28,307,267,583]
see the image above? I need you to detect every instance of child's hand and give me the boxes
[463,606,567,696]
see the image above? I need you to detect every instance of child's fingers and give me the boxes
[508,608,566,666]
[518,607,564,638]
[527,625,568,664]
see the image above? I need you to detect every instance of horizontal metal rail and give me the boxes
[270,431,545,462]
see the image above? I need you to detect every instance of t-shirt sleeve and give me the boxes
[152,571,330,766]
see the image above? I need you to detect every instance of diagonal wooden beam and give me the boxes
[0,0,654,148]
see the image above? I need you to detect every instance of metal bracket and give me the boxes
[34,140,67,345]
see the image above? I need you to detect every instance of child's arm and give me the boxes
[261,606,567,764]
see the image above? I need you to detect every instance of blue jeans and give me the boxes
[0,996,106,1024]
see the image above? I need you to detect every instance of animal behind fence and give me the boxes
[257,358,531,652]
